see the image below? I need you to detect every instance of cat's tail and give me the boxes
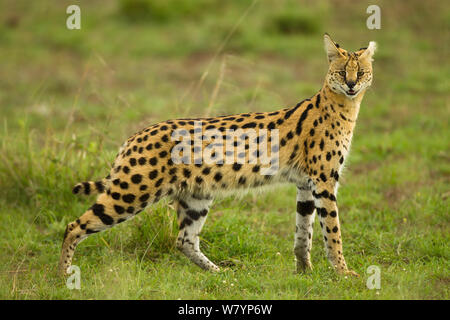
[72,179,106,196]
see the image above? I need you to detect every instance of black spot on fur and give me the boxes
[149,170,158,180]
[95,181,104,193]
[296,104,314,135]
[149,157,157,166]
[179,200,188,209]
[114,205,125,214]
[183,168,191,178]
[111,192,121,200]
[159,151,168,158]
[195,176,203,184]
[186,210,201,220]
[82,182,90,195]
[155,178,164,187]
[72,185,81,194]
[122,194,136,203]
[179,217,193,229]
[284,100,304,120]
[91,203,113,225]
[319,139,325,151]
[214,172,223,182]
[317,207,328,218]
[297,201,315,216]
[131,174,143,184]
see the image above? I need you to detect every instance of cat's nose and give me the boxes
[347,81,356,89]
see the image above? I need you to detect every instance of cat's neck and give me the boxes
[319,83,365,120]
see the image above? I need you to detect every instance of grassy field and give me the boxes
[0,0,448,299]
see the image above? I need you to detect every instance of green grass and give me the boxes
[0,0,449,299]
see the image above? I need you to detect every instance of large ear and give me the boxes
[360,41,377,61]
[324,33,344,62]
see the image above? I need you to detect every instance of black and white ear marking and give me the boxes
[324,33,344,63]
[360,41,377,61]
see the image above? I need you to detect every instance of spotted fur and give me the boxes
[72,179,107,195]
[60,34,376,277]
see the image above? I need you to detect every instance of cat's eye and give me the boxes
[338,71,346,76]
[357,71,364,77]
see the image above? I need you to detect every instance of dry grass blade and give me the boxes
[205,56,227,117]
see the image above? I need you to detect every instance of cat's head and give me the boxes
[324,33,376,99]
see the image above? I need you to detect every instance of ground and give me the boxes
[0,0,448,299]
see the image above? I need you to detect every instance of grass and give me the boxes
[0,0,449,299]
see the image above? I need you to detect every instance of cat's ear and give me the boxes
[324,33,344,63]
[360,41,377,61]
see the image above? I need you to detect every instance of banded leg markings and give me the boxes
[312,185,358,276]
[176,195,219,272]
[294,187,316,272]
[59,192,147,275]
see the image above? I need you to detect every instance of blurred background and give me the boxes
[0,0,448,299]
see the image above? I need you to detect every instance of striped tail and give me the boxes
[72,180,106,196]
